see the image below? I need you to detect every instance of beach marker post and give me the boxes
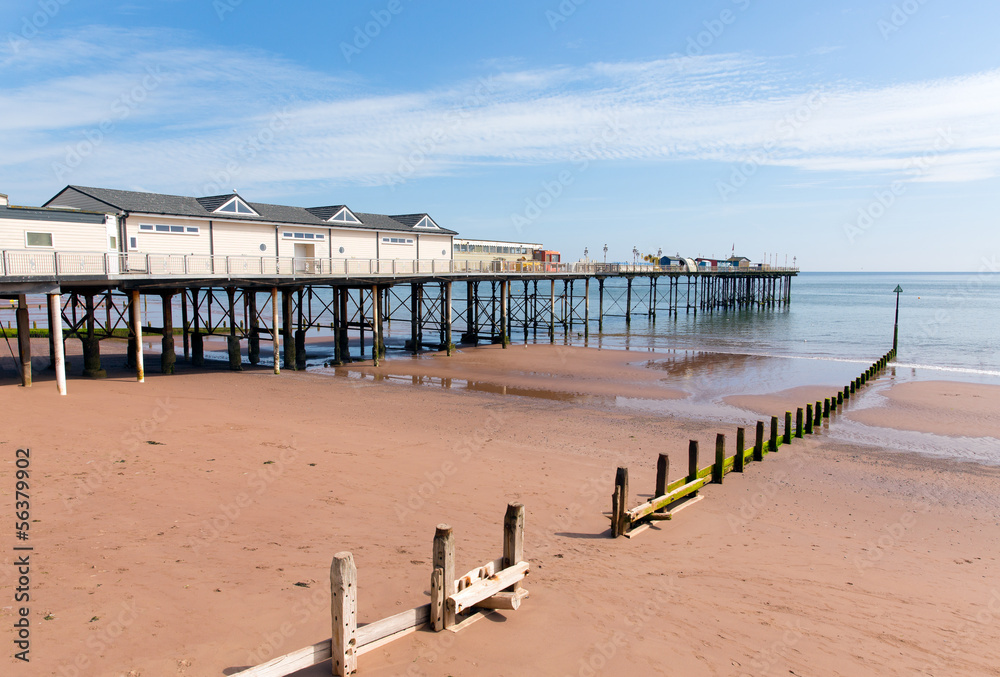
[735,428,746,472]
[893,285,903,352]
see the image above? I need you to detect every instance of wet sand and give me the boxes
[2,344,1000,676]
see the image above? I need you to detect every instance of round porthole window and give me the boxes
[259,243,267,252]
[339,246,345,254]
[442,250,446,256]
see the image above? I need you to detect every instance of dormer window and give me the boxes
[414,216,438,229]
[329,207,361,224]
[215,196,258,216]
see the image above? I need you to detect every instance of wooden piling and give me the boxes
[687,440,699,488]
[769,416,778,451]
[370,284,380,366]
[754,421,764,461]
[804,404,813,434]
[15,295,31,387]
[814,401,822,426]
[655,453,669,498]
[227,288,242,371]
[503,502,525,592]
[48,294,66,395]
[735,427,746,472]
[613,467,629,537]
[784,411,792,445]
[161,292,176,374]
[181,290,190,360]
[713,434,725,483]
[282,290,295,370]
[247,290,259,365]
[330,552,358,677]
[130,290,143,383]
[444,281,453,356]
[823,398,830,418]
[432,525,456,629]
[271,288,280,374]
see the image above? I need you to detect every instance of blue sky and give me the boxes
[2,0,999,271]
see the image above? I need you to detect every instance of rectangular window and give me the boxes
[140,224,153,231]
[109,236,117,250]
[170,225,184,233]
[155,225,170,232]
[129,237,137,250]
[186,227,199,233]
[25,231,53,247]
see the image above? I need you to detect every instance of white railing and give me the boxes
[0,250,799,280]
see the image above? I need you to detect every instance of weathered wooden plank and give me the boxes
[357,604,431,651]
[456,558,505,592]
[231,639,331,677]
[473,588,529,611]
[627,475,711,522]
[448,562,530,614]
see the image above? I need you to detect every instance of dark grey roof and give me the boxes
[51,186,457,235]
[0,204,108,224]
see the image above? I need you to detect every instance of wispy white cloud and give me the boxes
[2,26,999,203]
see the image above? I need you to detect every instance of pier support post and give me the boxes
[584,277,590,339]
[47,294,66,395]
[130,290,143,382]
[338,287,350,362]
[549,281,555,343]
[82,294,106,379]
[191,289,204,367]
[15,295,31,387]
[181,290,190,361]
[271,288,280,374]
[625,277,632,326]
[370,284,380,366]
[295,289,306,371]
[227,287,242,372]
[500,279,509,348]
[282,290,295,370]
[160,292,175,374]
[598,278,604,331]
[248,290,260,366]
[444,281,453,355]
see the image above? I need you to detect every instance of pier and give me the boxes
[1,250,797,394]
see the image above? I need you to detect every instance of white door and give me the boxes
[294,243,315,273]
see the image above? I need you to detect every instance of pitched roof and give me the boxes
[52,186,457,235]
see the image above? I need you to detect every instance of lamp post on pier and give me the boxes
[603,244,608,263]
[892,285,903,354]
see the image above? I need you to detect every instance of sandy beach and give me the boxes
[2,343,1000,676]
